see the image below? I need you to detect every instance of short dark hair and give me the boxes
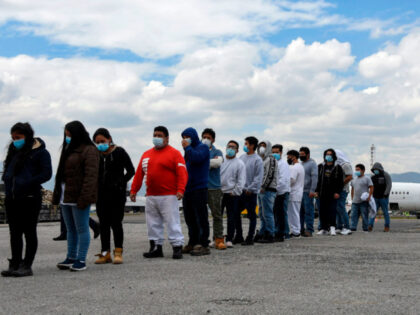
[299,147,310,155]
[272,144,283,152]
[154,126,169,137]
[356,164,365,171]
[287,150,299,159]
[93,128,112,142]
[245,136,258,150]
[202,128,215,140]
[228,140,239,149]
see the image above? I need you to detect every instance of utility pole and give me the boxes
[370,144,376,168]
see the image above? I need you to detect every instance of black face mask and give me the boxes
[299,155,307,162]
[287,158,293,165]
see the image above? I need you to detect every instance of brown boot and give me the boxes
[384,227,390,232]
[182,244,194,254]
[95,251,112,264]
[215,238,227,250]
[113,248,123,264]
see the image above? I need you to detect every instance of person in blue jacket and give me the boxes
[1,122,52,277]
[181,127,211,256]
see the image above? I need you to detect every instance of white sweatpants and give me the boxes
[145,195,184,246]
[288,200,302,235]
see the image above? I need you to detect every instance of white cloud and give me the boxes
[359,51,402,78]
[362,86,379,95]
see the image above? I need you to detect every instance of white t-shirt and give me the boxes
[289,163,305,202]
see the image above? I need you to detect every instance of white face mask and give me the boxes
[202,138,212,148]
[259,147,266,155]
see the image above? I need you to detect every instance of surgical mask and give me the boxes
[325,155,333,162]
[226,148,236,158]
[273,153,281,161]
[202,138,212,148]
[355,171,362,177]
[299,155,307,162]
[259,147,266,155]
[96,143,109,152]
[373,170,380,175]
[243,145,249,153]
[13,139,25,150]
[185,138,192,145]
[287,158,293,165]
[153,137,164,148]
[65,136,71,145]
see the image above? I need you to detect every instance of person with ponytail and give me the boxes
[1,122,52,277]
[92,128,134,265]
[53,121,99,272]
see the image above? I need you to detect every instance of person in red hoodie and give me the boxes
[130,126,188,259]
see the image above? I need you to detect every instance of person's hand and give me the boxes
[176,192,184,200]
[181,139,190,148]
[309,192,316,198]
[130,193,136,202]
[314,192,318,198]
[367,196,371,202]
[245,191,252,196]
[334,193,340,199]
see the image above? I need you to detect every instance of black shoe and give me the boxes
[232,236,244,245]
[350,228,357,232]
[53,234,67,241]
[1,259,20,277]
[11,264,33,277]
[254,233,263,243]
[172,246,183,259]
[259,234,274,243]
[143,240,164,258]
[190,245,211,256]
[241,237,254,246]
[274,235,285,242]
[289,233,301,239]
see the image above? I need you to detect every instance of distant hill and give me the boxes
[391,172,420,183]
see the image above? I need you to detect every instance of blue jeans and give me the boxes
[369,198,390,228]
[61,204,91,262]
[238,192,258,239]
[350,202,369,231]
[336,191,350,230]
[300,192,315,233]
[258,190,276,236]
[274,193,289,238]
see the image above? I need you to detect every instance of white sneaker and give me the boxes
[316,230,327,235]
[340,228,352,235]
[335,229,341,233]
[330,227,336,236]
[226,241,233,248]
[209,241,215,248]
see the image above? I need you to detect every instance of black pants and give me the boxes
[238,192,257,239]
[222,194,242,242]
[273,193,289,238]
[96,197,125,251]
[60,212,99,234]
[183,189,209,247]
[319,197,337,230]
[5,195,42,267]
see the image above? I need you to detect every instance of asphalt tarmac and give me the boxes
[1,216,420,314]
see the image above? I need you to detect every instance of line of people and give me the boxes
[1,122,392,277]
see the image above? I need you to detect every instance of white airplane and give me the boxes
[389,182,420,218]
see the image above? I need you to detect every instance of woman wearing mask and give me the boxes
[1,122,52,277]
[53,121,99,271]
[93,128,134,264]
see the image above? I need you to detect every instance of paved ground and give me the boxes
[1,216,420,314]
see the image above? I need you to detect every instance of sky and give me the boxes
[0,0,420,175]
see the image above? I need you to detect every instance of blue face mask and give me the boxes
[65,136,71,145]
[355,171,362,177]
[13,138,25,150]
[153,137,164,148]
[97,143,110,152]
[373,170,380,175]
[226,148,236,157]
[185,138,192,145]
[243,145,249,153]
[325,155,333,162]
[273,153,281,161]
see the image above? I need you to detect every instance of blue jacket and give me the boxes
[3,138,52,198]
[181,127,210,192]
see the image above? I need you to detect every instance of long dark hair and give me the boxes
[323,148,337,162]
[3,122,35,176]
[55,121,93,184]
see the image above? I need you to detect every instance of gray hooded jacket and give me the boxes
[371,162,392,198]
[257,140,278,191]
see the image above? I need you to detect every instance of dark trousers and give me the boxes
[5,195,42,267]
[273,193,289,238]
[319,197,337,230]
[222,194,242,242]
[238,192,257,239]
[183,189,210,247]
[60,212,98,234]
[96,197,125,251]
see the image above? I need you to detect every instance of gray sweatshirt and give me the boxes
[240,152,264,194]
[301,158,318,193]
[220,157,246,196]
[257,140,278,191]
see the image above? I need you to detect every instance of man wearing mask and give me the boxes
[238,136,264,246]
[220,141,246,248]
[299,147,318,237]
[130,126,188,260]
[181,127,211,256]
[254,140,278,243]
[287,150,305,238]
[369,162,392,232]
[335,150,353,235]
[272,144,290,241]
[350,164,374,232]
[201,128,226,250]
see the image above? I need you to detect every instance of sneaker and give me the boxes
[226,241,233,248]
[289,233,301,239]
[330,227,336,236]
[316,230,328,235]
[350,228,357,232]
[241,236,254,246]
[57,258,76,270]
[172,246,183,259]
[232,236,244,245]
[70,260,87,271]
[340,228,352,235]
[53,234,67,241]
[182,244,194,254]
[335,229,342,234]
[209,241,215,248]
[190,245,210,256]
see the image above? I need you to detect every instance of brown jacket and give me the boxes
[53,145,99,209]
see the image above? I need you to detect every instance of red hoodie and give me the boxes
[130,145,188,196]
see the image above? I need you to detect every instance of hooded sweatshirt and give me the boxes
[371,162,392,199]
[316,161,344,198]
[220,156,246,196]
[336,149,353,193]
[257,140,278,191]
[240,151,264,194]
[301,158,318,193]
[181,127,210,193]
